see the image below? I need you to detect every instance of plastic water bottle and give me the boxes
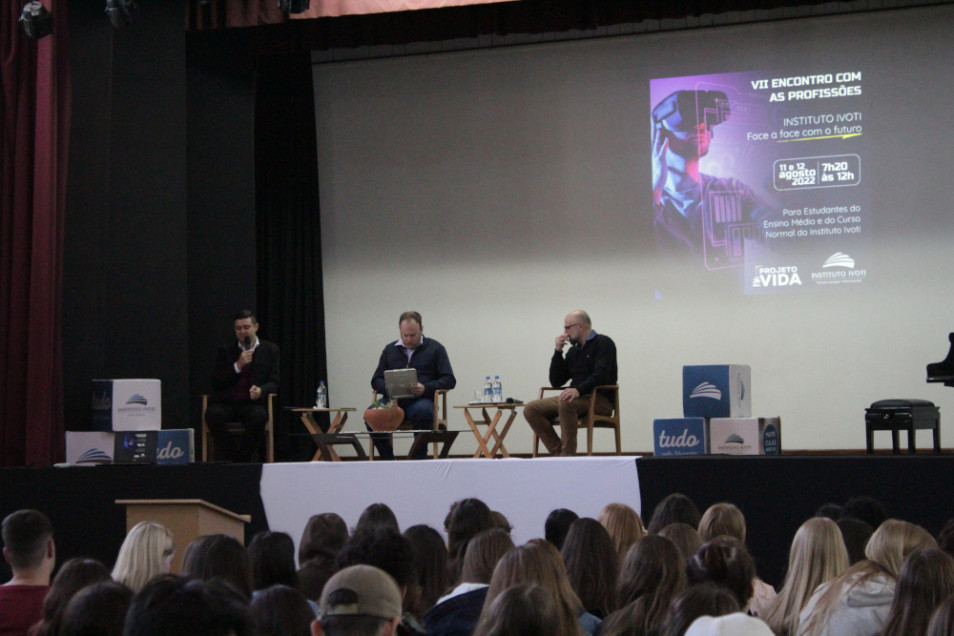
[483,376,493,403]
[492,376,503,403]
[315,381,327,409]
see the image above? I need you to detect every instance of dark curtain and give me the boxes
[254,51,327,461]
[1,2,70,466]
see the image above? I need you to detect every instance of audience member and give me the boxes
[471,583,559,636]
[444,499,495,584]
[657,583,739,636]
[697,503,746,542]
[356,504,401,535]
[313,565,403,636]
[658,523,703,564]
[684,613,774,636]
[561,518,619,618]
[59,580,132,636]
[761,517,849,636]
[597,503,645,564]
[249,531,298,592]
[797,518,935,636]
[335,527,419,635]
[337,528,413,592]
[880,548,954,636]
[841,496,887,532]
[251,584,315,636]
[402,525,449,628]
[181,534,253,600]
[697,503,776,616]
[298,513,349,601]
[835,517,873,566]
[927,593,954,636]
[599,535,686,636]
[123,574,252,636]
[29,557,111,636]
[937,517,954,558]
[424,529,514,636]
[686,537,756,611]
[648,494,701,534]
[546,509,580,551]
[0,509,55,636]
[481,541,594,636]
[814,504,843,521]
[111,521,175,593]
[489,511,511,534]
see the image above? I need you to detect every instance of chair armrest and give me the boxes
[433,389,449,430]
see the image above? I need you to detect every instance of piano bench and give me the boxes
[865,399,940,454]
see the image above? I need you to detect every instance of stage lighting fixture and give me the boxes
[277,0,310,14]
[105,0,136,29]
[20,2,54,40]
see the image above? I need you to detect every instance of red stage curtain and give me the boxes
[1,1,70,466]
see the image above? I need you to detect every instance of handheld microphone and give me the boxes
[244,336,252,351]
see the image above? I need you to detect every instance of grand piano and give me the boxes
[927,333,954,386]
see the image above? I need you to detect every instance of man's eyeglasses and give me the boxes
[563,322,581,332]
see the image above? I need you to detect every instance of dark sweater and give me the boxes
[371,337,456,398]
[549,332,618,397]
[423,587,488,636]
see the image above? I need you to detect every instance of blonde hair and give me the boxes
[481,541,584,636]
[598,503,646,563]
[799,519,935,636]
[111,522,174,593]
[698,503,746,543]
[761,517,849,636]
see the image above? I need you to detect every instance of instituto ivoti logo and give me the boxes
[689,382,722,400]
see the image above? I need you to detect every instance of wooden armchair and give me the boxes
[201,393,275,462]
[531,385,621,456]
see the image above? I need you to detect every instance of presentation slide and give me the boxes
[313,5,954,452]
[650,70,868,296]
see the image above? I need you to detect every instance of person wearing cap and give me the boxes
[313,565,403,636]
[650,89,775,282]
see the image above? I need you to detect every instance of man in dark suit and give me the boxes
[206,309,280,462]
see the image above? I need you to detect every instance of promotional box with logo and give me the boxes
[653,418,708,456]
[156,429,194,465]
[65,429,194,465]
[708,417,781,455]
[682,365,752,419]
[114,429,195,464]
[65,432,115,465]
[92,379,162,431]
[114,431,158,464]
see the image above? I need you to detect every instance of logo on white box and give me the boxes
[690,382,722,400]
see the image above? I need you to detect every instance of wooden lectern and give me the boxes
[116,499,251,574]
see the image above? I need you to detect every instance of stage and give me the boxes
[2,454,952,587]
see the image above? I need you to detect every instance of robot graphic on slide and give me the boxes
[651,88,775,271]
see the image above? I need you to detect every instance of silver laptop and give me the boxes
[384,368,417,400]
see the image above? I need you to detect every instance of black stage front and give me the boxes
[1,455,951,588]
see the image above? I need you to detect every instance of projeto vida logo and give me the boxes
[751,265,802,288]
[810,252,867,286]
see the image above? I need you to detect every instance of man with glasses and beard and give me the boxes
[522,310,617,456]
